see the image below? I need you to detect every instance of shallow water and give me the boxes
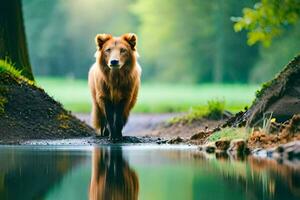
[0,145,299,200]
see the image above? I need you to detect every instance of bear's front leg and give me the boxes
[103,99,117,140]
[91,103,102,135]
[100,115,109,137]
[115,100,128,139]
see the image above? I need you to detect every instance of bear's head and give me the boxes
[95,33,137,70]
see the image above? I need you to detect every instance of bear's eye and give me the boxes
[105,48,111,53]
[120,48,127,53]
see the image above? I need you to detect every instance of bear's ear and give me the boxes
[95,34,112,50]
[122,33,137,50]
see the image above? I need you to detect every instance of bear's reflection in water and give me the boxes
[89,147,139,200]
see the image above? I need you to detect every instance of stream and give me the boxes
[0,144,299,200]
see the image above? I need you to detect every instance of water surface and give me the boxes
[0,145,299,200]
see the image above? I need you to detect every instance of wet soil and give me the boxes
[0,72,94,144]
[76,113,224,142]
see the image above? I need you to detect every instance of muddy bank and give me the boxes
[76,112,223,143]
[9,136,165,146]
[76,113,177,137]
[0,69,95,143]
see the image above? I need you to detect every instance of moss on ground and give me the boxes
[0,59,35,86]
[0,96,7,114]
[57,112,71,121]
[254,80,273,99]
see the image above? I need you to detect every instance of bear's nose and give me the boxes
[110,59,119,66]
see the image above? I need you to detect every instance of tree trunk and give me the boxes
[0,0,34,81]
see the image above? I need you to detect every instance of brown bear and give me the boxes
[88,33,141,140]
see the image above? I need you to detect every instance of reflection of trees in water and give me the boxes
[0,148,85,200]
[192,152,300,200]
[89,147,139,200]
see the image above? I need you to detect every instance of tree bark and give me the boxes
[0,0,34,80]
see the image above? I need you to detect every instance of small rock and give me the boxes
[205,146,216,153]
[215,139,230,151]
[276,145,285,153]
[168,136,183,144]
[160,140,167,144]
[282,141,300,159]
[190,131,206,140]
[198,145,204,151]
[212,127,221,132]
[205,142,216,153]
[228,139,246,154]
[252,148,268,157]
[206,146,216,153]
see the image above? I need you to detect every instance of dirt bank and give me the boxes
[228,55,300,126]
[77,113,224,140]
[0,68,95,144]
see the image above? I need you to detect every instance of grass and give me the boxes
[36,77,259,113]
[0,59,23,78]
[207,128,250,142]
[0,59,35,85]
[169,99,225,124]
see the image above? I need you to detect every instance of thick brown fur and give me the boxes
[88,33,141,139]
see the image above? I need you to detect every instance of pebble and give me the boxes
[215,140,230,151]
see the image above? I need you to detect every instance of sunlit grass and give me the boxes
[36,77,259,113]
[169,99,226,124]
[0,59,35,86]
[207,128,250,142]
[0,59,22,78]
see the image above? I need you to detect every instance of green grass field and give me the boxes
[36,77,260,113]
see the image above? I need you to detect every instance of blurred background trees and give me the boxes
[22,0,300,84]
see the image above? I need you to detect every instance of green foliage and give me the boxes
[233,0,300,46]
[132,0,258,83]
[21,1,300,84]
[168,99,225,124]
[250,22,300,83]
[206,99,225,119]
[262,112,274,133]
[255,80,273,99]
[0,59,23,78]
[0,59,35,86]
[23,0,258,83]
[168,106,208,124]
[207,128,250,142]
[23,0,138,79]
